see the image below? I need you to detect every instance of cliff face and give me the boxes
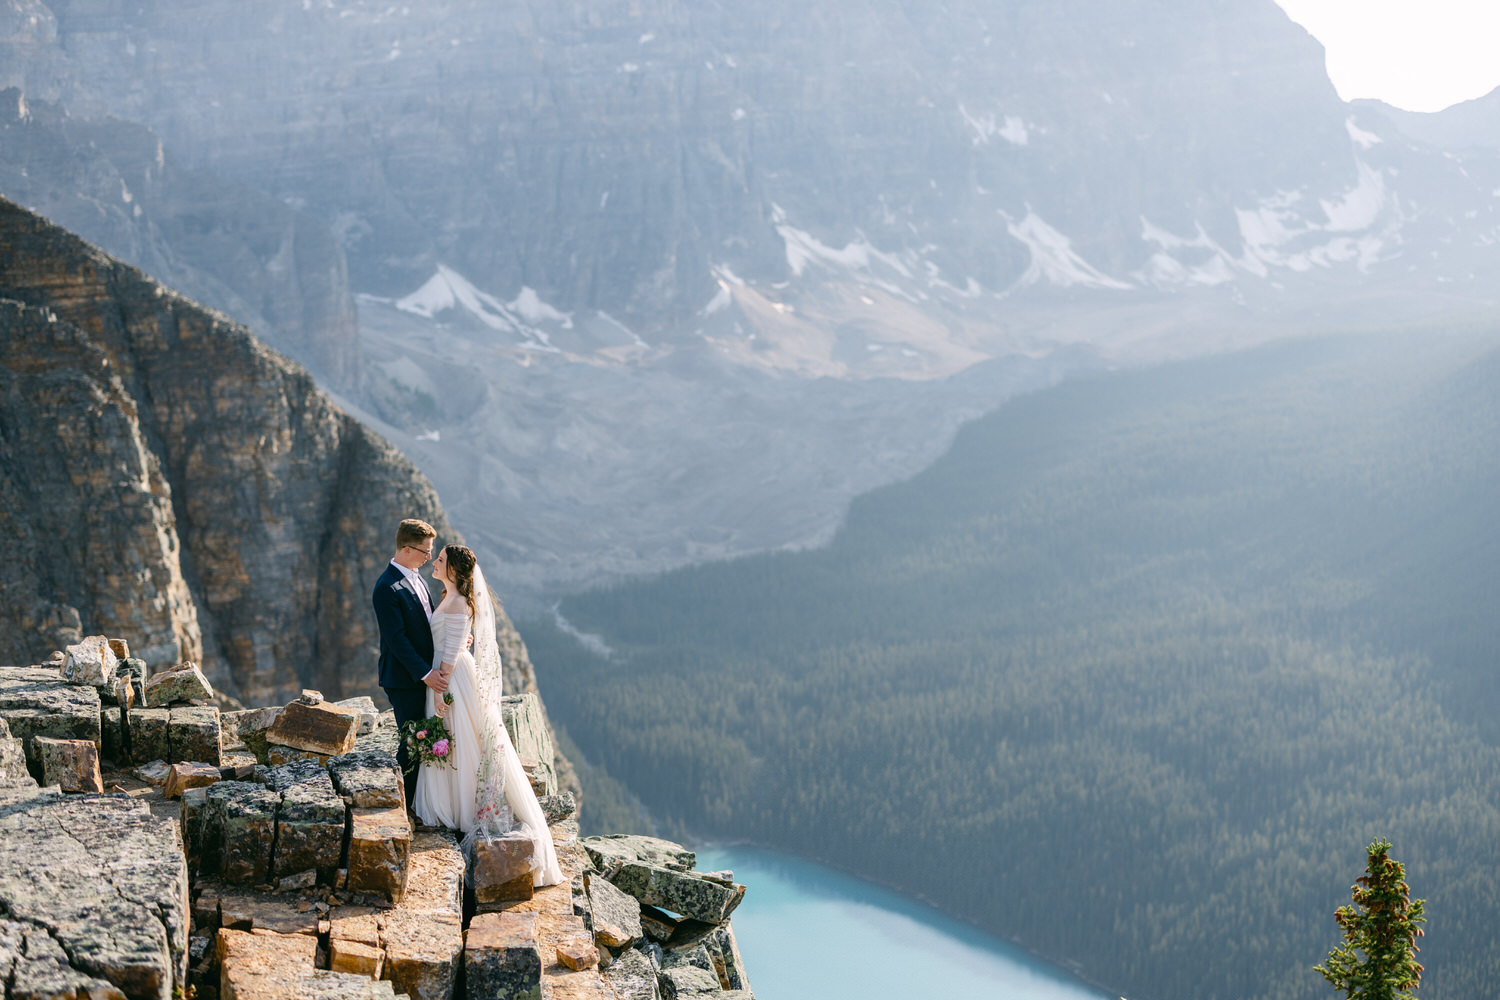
[0,195,538,706]
[0,87,360,391]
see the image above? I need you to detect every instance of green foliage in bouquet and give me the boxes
[399,692,456,775]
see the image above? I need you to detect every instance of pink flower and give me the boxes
[416,729,428,739]
[432,739,450,757]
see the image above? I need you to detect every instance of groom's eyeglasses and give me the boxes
[405,544,434,560]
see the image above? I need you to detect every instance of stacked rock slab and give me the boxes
[33,735,104,793]
[0,785,189,997]
[581,835,753,997]
[126,661,223,767]
[0,665,102,773]
[265,760,347,880]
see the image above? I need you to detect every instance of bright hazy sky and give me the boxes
[1272,0,1500,113]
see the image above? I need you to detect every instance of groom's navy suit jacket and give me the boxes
[373,563,435,693]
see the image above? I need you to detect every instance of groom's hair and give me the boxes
[395,518,437,550]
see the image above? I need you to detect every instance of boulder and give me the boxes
[221,705,283,763]
[273,774,346,877]
[264,701,359,756]
[328,749,404,809]
[583,835,695,876]
[330,937,384,978]
[585,871,643,949]
[609,863,745,925]
[470,830,536,905]
[346,806,411,902]
[603,947,663,1000]
[61,634,118,687]
[0,791,189,997]
[133,759,171,786]
[169,705,223,765]
[464,911,542,1000]
[555,918,600,971]
[0,666,103,768]
[165,761,222,799]
[332,695,380,735]
[203,781,280,884]
[128,708,172,763]
[32,736,103,793]
[107,638,130,660]
[328,905,382,948]
[144,661,214,707]
[659,964,723,998]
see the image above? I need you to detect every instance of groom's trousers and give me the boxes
[386,685,427,808]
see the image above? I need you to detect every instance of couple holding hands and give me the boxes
[372,518,562,887]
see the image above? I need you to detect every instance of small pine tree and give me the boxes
[1315,838,1426,999]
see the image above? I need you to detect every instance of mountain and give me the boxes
[525,321,1500,999]
[1355,87,1500,152]
[0,195,540,707]
[0,87,361,391]
[6,0,1500,604]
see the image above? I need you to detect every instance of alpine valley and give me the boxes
[4,0,1500,601]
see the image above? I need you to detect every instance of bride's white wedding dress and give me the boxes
[412,588,562,887]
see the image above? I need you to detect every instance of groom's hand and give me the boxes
[423,670,450,694]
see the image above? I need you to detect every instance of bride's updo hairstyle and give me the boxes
[442,544,480,620]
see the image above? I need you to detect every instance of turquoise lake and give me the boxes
[694,845,1115,1000]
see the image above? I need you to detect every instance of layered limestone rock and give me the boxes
[0,87,361,390]
[0,196,549,711]
[0,786,190,999]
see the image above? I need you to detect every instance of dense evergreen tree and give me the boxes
[524,324,1500,999]
[1316,839,1425,1000]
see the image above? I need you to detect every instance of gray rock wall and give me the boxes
[0,196,540,709]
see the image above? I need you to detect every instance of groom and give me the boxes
[373,518,450,805]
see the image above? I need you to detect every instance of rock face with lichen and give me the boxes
[0,195,539,709]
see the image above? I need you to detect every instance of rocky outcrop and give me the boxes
[0,785,190,999]
[0,641,754,1000]
[0,197,539,708]
[0,87,361,390]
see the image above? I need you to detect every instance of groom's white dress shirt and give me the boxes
[390,559,437,680]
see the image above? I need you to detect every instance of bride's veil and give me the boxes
[462,563,517,849]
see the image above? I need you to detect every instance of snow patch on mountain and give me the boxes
[395,264,565,350]
[1320,161,1386,232]
[1004,211,1131,291]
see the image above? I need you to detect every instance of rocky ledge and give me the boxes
[0,637,753,1000]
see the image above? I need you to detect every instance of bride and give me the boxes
[412,543,563,887]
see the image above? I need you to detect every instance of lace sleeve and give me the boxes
[441,613,469,664]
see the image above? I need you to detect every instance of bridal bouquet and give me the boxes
[400,693,456,774]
